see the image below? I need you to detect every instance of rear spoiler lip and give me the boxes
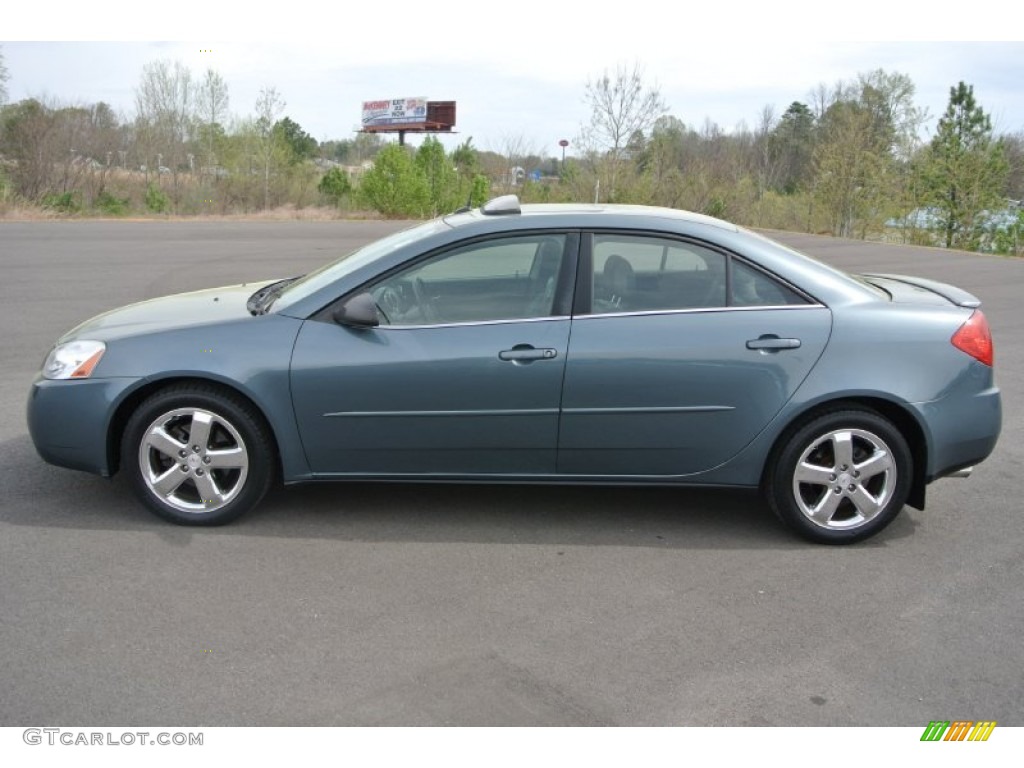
[860,273,982,309]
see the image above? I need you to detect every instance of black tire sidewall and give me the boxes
[767,409,912,544]
[122,386,274,525]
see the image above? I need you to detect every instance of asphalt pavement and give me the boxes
[0,220,1020,726]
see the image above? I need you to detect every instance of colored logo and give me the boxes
[920,721,996,741]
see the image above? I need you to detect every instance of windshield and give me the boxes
[272,219,449,312]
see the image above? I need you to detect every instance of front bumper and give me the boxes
[27,376,143,477]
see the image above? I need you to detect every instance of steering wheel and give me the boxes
[374,285,402,324]
[412,277,437,323]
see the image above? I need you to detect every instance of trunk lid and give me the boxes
[859,273,981,308]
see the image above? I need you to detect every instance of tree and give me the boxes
[489,131,536,194]
[318,167,351,206]
[855,69,928,161]
[451,136,482,185]
[415,136,460,215]
[358,143,429,217]
[769,102,815,193]
[921,82,1008,249]
[273,116,317,162]
[579,63,667,201]
[1,98,56,199]
[812,99,892,237]
[195,68,229,171]
[1002,131,1024,202]
[253,86,286,209]
[134,60,194,183]
[0,45,9,105]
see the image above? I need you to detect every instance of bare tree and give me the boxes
[752,104,779,206]
[254,86,286,209]
[489,131,537,193]
[195,68,229,173]
[134,59,194,201]
[579,62,668,201]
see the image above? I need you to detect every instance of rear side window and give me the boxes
[731,259,809,306]
[589,233,809,313]
[592,234,726,312]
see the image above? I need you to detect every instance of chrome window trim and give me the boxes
[379,315,571,331]
[575,304,827,321]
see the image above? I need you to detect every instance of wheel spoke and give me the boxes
[206,447,245,469]
[138,405,252,516]
[855,450,893,481]
[145,426,186,460]
[152,465,189,497]
[795,461,834,487]
[188,411,214,450]
[831,431,854,469]
[194,471,224,506]
[848,485,883,520]
[809,489,843,524]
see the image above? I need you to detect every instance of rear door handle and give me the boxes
[499,346,558,362]
[746,335,801,351]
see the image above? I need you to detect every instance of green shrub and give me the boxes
[95,191,130,216]
[41,191,80,213]
[317,167,351,205]
[145,183,170,213]
[357,144,430,218]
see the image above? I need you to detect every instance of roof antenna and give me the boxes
[453,186,474,214]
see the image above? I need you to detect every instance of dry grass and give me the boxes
[0,205,67,221]
[0,203,390,222]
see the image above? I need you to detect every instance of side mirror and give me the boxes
[333,292,380,328]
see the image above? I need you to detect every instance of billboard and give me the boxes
[362,97,428,128]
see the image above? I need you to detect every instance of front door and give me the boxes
[291,233,578,476]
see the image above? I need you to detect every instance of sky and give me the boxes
[3,2,1022,158]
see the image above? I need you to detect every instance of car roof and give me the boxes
[445,201,739,233]
[276,196,881,318]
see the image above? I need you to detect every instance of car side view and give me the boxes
[27,196,1001,543]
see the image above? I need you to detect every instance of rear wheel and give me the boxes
[766,408,912,544]
[122,384,275,525]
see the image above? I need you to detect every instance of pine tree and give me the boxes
[922,82,1008,249]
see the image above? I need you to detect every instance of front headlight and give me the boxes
[43,340,106,380]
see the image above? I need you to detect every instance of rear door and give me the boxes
[558,232,832,476]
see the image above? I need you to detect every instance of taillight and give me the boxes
[951,310,993,366]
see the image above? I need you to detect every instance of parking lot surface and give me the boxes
[1,220,1020,725]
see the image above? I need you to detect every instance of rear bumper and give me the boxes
[27,376,142,477]
[913,376,1001,482]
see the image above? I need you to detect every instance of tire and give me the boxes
[765,408,912,544]
[121,384,275,525]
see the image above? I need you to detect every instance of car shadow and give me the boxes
[1,434,917,550]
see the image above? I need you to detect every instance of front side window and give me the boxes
[370,234,569,326]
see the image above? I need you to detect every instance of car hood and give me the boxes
[61,280,278,342]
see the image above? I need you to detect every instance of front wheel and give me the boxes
[122,384,275,525]
[765,408,912,544]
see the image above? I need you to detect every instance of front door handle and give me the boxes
[746,335,801,351]
[499,345,558,363]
